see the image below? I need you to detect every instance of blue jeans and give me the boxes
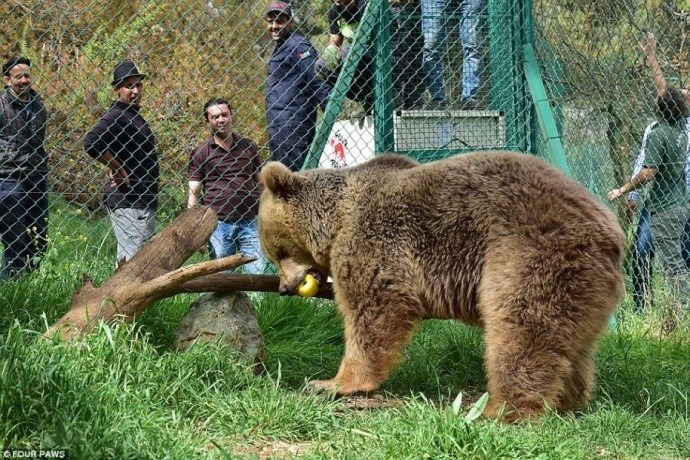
[0,173,48,279]
[421,0,485,102]
[208,218,266,275]
[632,207,654,312]
[632,206,690,311]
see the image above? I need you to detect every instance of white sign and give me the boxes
[319,118,375,169]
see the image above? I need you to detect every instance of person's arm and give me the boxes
[609,167,658,201]
[686,150,690,200]
[0,97,13,152]
[84,112,130,187]
[323,6,344,70]
[97,150,130,187]
[643,32,690,105]
[187,177,207,253]
[298,42,332,107]
[642,32,668,95]
[254,170,263,191]
[188,145,206,207]
[84,124,130,187]
[252,142,264,191]
[626,151,644,221]
[627,128,652,203]
[188,180,202,208]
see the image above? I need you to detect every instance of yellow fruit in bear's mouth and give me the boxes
[297,273,319,297]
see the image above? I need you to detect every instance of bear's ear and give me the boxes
[261,161,306,198]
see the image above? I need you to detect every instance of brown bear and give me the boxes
[258,151,624,421]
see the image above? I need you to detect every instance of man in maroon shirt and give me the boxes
[188,98,266,274]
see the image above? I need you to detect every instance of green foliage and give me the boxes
[2,293,688,458]
[0,323,263,458]
[82,1,164,66]
[2,0,274,213]
[0,203,688,458]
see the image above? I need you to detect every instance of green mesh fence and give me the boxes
[1,0,690,316]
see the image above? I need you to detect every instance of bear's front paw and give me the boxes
[302,379,341,395]
[303,378,379,397]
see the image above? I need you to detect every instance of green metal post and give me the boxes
[302,0,382,170]
[488,0,526,151]
[513,0,529,152]
[523,43,571,176]
[373,0,394,153]
[524,0,539,152]
[520,0,571,175]
[524,0,534,47]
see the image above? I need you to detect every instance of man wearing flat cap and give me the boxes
[84,60,159,266]
[265,0,332,171]
[0,56,49,279]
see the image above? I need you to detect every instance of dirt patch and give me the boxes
[332,390,487,413]
[225,439,332,459]
[341,393,406,411]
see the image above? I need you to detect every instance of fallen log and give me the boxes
[47,205,225,339]
[46,205,333,340]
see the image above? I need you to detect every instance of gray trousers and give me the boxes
[649,203,690,306]
[109,207,156,264]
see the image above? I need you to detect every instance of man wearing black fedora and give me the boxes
[84,59,159,266]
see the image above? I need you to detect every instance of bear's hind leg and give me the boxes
[482,325,574,422]
[559,347,597,413]
[305,291,422,396]
[477,242,618,421]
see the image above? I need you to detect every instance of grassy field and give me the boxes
[0,206,689,459]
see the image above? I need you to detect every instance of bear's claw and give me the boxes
[303,379,340,394]
[303,378,380,398]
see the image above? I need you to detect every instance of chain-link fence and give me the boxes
[1,0,690,317]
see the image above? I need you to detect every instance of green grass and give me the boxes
[1,204,689,458]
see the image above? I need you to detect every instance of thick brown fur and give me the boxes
[258,151,624,422]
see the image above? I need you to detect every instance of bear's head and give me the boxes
[258,161,335,296]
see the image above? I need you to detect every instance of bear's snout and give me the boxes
[278,283,293,296]
[278,276,301,295]
[278,268,324,296]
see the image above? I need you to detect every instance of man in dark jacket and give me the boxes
[265,1,332,171]
[84,60,159,265]
[0,56,49,280]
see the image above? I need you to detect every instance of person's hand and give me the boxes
[626,199,637,223]
[323,45,340,71]
[641,31,656,56]
[110,166,130,188]
[608,187,625,201]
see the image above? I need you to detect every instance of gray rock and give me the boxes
[174,292,264,374]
